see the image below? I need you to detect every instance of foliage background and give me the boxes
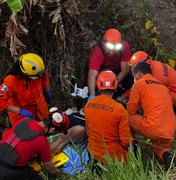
[0,0,176,111]
[0,1,176,179]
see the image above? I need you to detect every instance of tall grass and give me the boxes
[38,133,176,179]
[79,149,167,180]
[40,146,171,180]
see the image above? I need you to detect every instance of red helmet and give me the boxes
[104,28,122,44]
[129,51,152,67]
[103,29,122,50]
[96,70,118,90]
[52,112,70,132]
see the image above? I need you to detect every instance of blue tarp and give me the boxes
[62,144,89,174]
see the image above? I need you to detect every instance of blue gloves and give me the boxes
[19,108,33,118]
[44,90,52,103]
[87,95,95,102]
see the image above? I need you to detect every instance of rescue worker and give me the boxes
[127,61,176,170]
[0,117,59,180]
[87,28,133,101]
[0,115,86,179]
[85,70,132,164]
[129,51,176,106]
[0,53,52,136]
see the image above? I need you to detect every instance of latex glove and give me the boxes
[87,95,95,102]
[44,90,52,103]
[19,108,33,118]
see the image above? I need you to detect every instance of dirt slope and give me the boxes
[145,0,176,56]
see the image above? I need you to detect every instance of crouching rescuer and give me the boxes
[0,117,63,180]
[85,70,133,164]
[127,61,176,170]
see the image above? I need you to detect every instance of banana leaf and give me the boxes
[6,0,26,12]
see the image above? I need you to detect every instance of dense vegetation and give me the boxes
[0,0,175,109]
[0,1,176,179]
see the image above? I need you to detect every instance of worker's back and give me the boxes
[85,95,132,163]
[151,61,176,105]
[128,73,176,139]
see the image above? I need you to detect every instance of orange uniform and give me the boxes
[151,61,176,105]
[127,74,176,159]
[85,95,132,163]
[0,73,49,125]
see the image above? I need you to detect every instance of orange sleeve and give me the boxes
[42,71,49,91]
[127,83,140,115]
[118,107,132,148]
[0,75,14,111]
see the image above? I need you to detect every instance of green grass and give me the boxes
[38,143,176,180]
[38,133,176,179]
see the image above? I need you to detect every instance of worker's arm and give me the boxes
[88,69,98,95]
[6,105,20,113]
[6,105,33,118]
[42,71,50,91]
[42,71,52,103]
[0,76,34,117]
[39,137,59,175]
[50,133,69,153]
[43,161,59,175]
[50,126,85,153]
[0,76,14,111]
[117,61,129,82]
[118,108,133,148]
[127,83,140,115]
[0,75,31,116]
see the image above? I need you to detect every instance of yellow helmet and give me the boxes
[19,53,45,76]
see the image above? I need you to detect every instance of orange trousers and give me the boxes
[151,139,173,159]
[129,114,173,160]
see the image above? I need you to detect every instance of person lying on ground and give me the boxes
[46,108,86,152]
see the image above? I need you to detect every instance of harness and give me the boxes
[0,118,44,166]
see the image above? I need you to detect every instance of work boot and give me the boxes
[163,151,176,170]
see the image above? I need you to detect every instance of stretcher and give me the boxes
[29,151,69,171]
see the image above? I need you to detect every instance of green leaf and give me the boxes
[6,0,26,12]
